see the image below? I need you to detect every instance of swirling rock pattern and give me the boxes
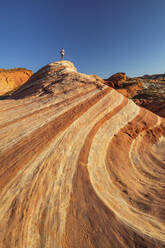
[0,61,165,248]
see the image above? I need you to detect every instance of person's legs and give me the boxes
[61,54,64,60]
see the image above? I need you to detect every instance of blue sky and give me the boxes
[0,0,165,78]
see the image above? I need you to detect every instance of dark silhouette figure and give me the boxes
[61,48,65,60]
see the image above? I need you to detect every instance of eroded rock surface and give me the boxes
[0,61,165,248]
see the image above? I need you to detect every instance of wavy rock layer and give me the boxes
[0,68,32,96]
[0,61,165,248]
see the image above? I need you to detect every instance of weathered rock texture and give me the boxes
[0,61,165,248]
[0,68,32,96]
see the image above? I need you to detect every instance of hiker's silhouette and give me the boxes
[61,48,65,60]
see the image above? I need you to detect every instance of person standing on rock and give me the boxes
[61,48,65,60]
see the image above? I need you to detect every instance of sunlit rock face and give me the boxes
[0,61,165,248]
[0,68,32,96]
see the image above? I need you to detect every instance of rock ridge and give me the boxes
[0,60,164,248]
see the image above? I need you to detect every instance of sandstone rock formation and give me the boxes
[0,68,32,96]
[105,73,165,118]
[0,61,165,248]
[105,72,127,88]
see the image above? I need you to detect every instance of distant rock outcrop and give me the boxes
[105,72,127,87]
[0,68,32,96]
[140,73,165,80]
[0,61,165,248]
[104,73,143,98]
[104,72,165,118]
